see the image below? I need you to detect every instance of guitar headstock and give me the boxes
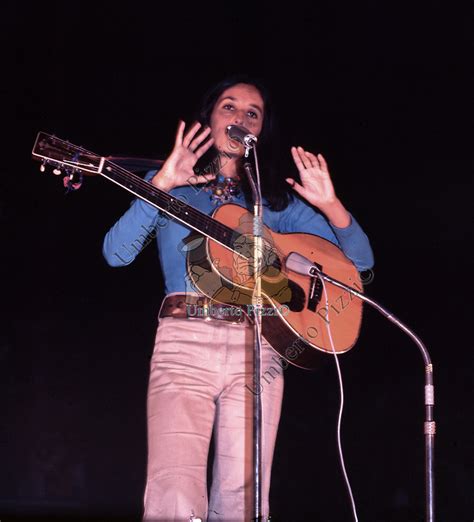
[32,132,104,178]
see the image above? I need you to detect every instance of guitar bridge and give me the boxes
[307,262,323,311]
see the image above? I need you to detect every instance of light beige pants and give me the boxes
[142,315,284,521]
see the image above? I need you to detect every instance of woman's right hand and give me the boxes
[151,121,215,192]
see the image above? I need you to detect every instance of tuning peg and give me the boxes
[40,163,46,172]
[53,168,62,176]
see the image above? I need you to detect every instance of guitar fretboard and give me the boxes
[100,159,238,249]
[32,132,242,252]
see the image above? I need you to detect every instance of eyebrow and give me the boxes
[220,96,263,114]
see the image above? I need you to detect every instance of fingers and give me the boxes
[177,121,214,157]
[291,146,329,172]
[174,120,186,147]
[291,146,304,171]
[194,135,214,159]
[304,151,321,169]
[189,126,211,151]
[291,146,317,171]
[182,121,205,148]
[317,153,328,172]
[291,146,310,171]
[285,177,304,195]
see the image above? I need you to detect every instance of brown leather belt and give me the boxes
[159,294,248,324]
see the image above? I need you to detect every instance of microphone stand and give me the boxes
[287,253,435,521]
[243,146,265,522]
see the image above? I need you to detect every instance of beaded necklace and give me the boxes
[202,154,242,204]
[204,174,241,204]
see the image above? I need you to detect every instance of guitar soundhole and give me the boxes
[285,279,306,312]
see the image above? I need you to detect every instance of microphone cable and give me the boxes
[320,276,360,522]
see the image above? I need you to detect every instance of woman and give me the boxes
[103,75,374,521]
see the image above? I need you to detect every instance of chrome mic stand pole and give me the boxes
[243,146,265,521]
[286,252,436,521]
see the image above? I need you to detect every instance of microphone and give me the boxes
[286,252,321,277]
[226,125,258,148]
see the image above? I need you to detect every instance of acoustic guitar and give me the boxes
[32,132,364,369]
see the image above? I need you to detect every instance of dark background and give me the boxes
[1,1,471,521]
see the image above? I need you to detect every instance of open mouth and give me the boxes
[227,137,243,152]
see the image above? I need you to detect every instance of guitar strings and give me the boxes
[44,133,236,250]
[102,159,240,250]
[45,136,282,271]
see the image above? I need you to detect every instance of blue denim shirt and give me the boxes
[103,171,374,294]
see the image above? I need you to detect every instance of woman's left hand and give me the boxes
[287,147,337,208]
[287,146,351,228]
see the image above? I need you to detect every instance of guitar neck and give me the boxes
[100,160,235,249]
[31,132,237,251]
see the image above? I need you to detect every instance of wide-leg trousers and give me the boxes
[142,315,284,521]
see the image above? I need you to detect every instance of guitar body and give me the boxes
[185,203,363,369]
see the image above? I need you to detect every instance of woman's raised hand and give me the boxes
[287,146,351,228]
[151,121,215,192]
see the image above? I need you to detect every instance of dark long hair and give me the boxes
[194,74,293,211]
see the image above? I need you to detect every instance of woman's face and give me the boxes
[209,83,265,157]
